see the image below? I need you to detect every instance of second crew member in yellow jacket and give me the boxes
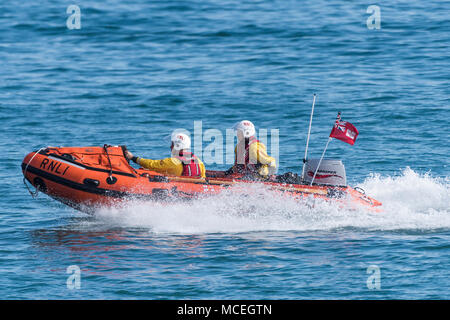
[125,133,206,178]
[227,120,276,178]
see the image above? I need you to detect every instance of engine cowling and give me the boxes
[304,159,347,186]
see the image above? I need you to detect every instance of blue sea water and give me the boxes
[0,0,449,299]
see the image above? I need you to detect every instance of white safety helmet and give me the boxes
[171,132,191,151]
[233,120,256,140]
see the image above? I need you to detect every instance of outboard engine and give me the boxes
[303,159,347,186]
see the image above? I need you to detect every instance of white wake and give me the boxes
[92,168,449,234]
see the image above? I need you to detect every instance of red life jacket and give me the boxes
[234,137,260,173]
[175,151,201,177]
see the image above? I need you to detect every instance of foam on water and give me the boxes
[92,168,449,234]
[355,167,450,231]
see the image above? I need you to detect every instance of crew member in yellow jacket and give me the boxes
[125,133,206,178]
[226,120,277,178]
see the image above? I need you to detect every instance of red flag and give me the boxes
[329,112,359,145]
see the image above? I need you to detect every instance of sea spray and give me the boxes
[355,167,450,231]
[93,168,449,234]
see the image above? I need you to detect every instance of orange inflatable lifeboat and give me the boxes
[21,145,382,213]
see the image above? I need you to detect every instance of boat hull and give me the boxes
[22,146,382,213]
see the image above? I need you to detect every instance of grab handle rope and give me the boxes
[103,144,113,179]
[354,186,366,195]
[103,144,119,184]
[23,147,46,198]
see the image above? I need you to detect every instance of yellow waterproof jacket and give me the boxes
[137,157,206,178]
[234,140,276,177]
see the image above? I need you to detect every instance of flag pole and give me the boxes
[310,137,332,186]
[301,93,316,181]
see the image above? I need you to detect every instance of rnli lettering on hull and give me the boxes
[39,156,84,176]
